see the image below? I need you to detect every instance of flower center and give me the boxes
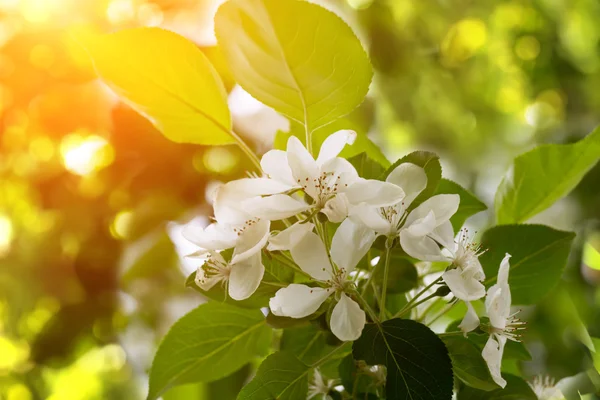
[490,310,527,341]
[232,218,260,236]
[453,229,486,269]
[379,204,404,234]
[198,254,231,286]
[298,171,348,208]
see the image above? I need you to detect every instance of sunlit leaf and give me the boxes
[495,126,600,224]
[215,0,372,133]
[435,178,487,232]
[147,302,271,400]
[349,152,386,180]
[479,224,575,305]
[82,28,233,145]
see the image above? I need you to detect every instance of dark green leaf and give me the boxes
[147,302,271,400]
[349,152,386,180]
[480,224,575,304]
[353,319,453,400]
[457,374,537,400]
[495,126,600,224]
[435,178,487,232]
[442,336,499,391]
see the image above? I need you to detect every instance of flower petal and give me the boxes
[267,221,315,251]
[195,265,221,291]
[182,222,237,250]
[482,336,507,388]
[331,218,376,273]
[399,230,445,261]
[430,221,455,250]
[287,136,319,199]
[319,157,360,189]
[269,284,331,318]
[485,284,511,330]
[229,253,264,300]
[322,193,350,223]
[497,253,511,287]
[406,210,437,237]
[330,293,366,341]
[386,163,427,208]
[231,219,270,264]
[261,149,296,187]
[443,268,486,301]
[459,302,480,333]
[316,130,357,166]
[404,194,460,228]
[350,204,392,234]
[290,231,332,280]
[344,180,405,207]
[243,194,311,221]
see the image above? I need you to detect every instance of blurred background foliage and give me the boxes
[1,0,600,398]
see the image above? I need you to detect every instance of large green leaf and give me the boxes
[479,224,575,305]
[495,126,600,224]
[215,0,372,133]
[353,319,453,400]
[442,336,499,391]
[349,152,386,180]
[147,302,271,400]
[280,324,331,364]
[82,28,233,145]
[237,352,310,400]
[435,179,487,232]
[457,374,537,400]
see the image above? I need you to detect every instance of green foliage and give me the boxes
[215,0,372,134]
[353,319,453,400]
[147,302,271,400]
[435,178,487,232]
[479,224,575,304]
[496,126,600,224]
[349,152,386,180]
[442,336,499,391]
[280,324,333,364]
[236,352,310,400]
[457,374,537,400]
[373,252,418,293]
[384,151,442,208]
[82,28,233,145]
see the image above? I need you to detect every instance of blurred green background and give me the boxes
[1,0,600,398]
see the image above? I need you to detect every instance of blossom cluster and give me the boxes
[182,130,525,388]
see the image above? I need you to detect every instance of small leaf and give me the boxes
[215,0,373,132]
[353,319,453,400]
[349,152,386,180]
[237,352,310,400]
[495,126,600,224]
[383,151,442,208]
[147,302,271,399]
[442,336,499,391]
[82,28,233,145]
[457,374,537,400]
[435,179,487,232]
[479,224,575,304]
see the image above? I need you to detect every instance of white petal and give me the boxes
[482,336,507,388]
[497,253,511,287]
[385,163,427,208]
[195,266,220,291]
[485,284,510,330]
[404,194,460,228]
[242,195,311,221]
[267,221,315,251]
[350,204,393,234]
[321,193,350,223]
[331,218,376,273]
[344,180,405,207]
[316,130,357,166]
[330,293,366,341]
[261,149,296,187]
[290,231,332,280]
[228,253,264,300]
[182,222,237,250]
[443,268,486,301]
[406,210,437,237]
[399,230,445,261]
[430,221,455,250]
[269,284,331,318]
[319,157,360,189]
[459,302,480,333]
[287,136,319,199]
[231,219,270,264]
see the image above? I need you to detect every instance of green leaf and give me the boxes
[349,152,386,180]
[215,0,373,133]
[353,319,453,400]
[457,374,537,400]
[280,324,330,364]
[442,336,499,391]
[338,354,380,397]
[435,179,487,232]
[383,151,442,208]
[479,224,575,304]
[237,352,310,400]
[147,302,271,400]
[373,252,418,293]
[495,126,600,224]
[81,28,233,145]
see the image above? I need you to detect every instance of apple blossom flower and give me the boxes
[243,130,405,223]
[308,369,337,399]
[269,219,376,341]
[528,376,565,400]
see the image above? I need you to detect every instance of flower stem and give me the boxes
[379,239,393,321]
[395,292,438,318]
[437,331,464,338]
[427,300,458,326]
[351,289,379,324]
[229,129,262,172]
[272,252,311,279]
[393,277,443,318]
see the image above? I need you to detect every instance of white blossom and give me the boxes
[528,376,565,400]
